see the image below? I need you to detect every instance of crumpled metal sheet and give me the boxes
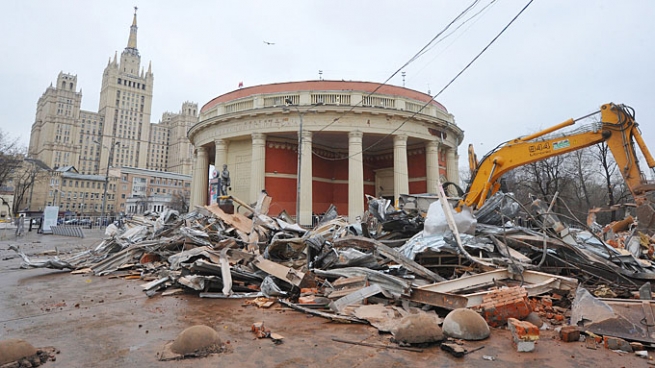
[475,192,520,226]
[315,248,381,269]
[10,245,74,270]
[397,232,494,260]
[119,225,150,244]
[313,267,411,297]
[168,246,217,270]
[178,275,222,291]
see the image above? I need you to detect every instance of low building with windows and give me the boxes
[44,166,117,215]
[188,80,464,226]
[111,167,192,214]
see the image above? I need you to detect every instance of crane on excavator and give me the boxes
[457,103,655,228]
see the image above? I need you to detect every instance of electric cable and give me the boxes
[316,0,536,161]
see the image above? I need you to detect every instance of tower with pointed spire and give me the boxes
[26,9,197,214]
[98,6,154,172]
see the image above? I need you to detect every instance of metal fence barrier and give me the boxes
[50,225,85,238]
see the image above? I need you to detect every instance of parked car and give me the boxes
[95,217,110,226]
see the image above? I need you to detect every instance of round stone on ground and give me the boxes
[170,325,222,356]
[0,339,37,365]
[442,308,490,340]
[524,312,544,328]
[390,313,444,344]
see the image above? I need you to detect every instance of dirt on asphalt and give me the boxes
[0,231,652,367]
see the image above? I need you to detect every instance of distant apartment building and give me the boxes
[111,167,191,214]
[23,10,194,214]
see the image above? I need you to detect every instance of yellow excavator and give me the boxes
[458,103,655,228]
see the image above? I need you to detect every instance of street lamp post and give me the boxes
[95,140,120,226]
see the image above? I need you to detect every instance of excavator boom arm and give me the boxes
[460,103,655,210]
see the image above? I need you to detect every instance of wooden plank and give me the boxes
[205,203,252,233]
[252,255,312,288]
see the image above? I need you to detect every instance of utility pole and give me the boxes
[95,140,120,226]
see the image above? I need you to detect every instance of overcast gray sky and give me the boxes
[3,0,655,170]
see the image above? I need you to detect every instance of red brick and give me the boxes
[480,288,532,327]
[559,326,580,342]
[508,318,540,341]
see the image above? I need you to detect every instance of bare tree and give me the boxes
[511,154,574,212]
[0,130,24,190]
[594,142,622,221]
[12,161,45,214]
[167,192,190,214]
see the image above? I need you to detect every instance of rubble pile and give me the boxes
[11,191,655,358]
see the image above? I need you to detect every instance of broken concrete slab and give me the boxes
[350,304,405,332]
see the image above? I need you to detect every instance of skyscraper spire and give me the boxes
[125,6,139,55]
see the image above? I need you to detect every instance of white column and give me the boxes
[298,130,313,226]
[190,150,199,207]
[250,133,266,203]
[197,146,209,206]
[426,140,440,193]
[393,134,409,202]
[214,139,227,175]
[446,147,459,186]
[348,131,364,221]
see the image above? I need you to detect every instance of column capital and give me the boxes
[251,132,266,144]
[426,140,440,150]
[394,134,408,144]
[301,130,313,141]
[348,130,363,139]
[197,146,207,154]
[214,138,227,149]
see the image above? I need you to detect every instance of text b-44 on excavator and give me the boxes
[457,103,655,229]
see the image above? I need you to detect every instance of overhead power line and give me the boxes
[314,0,536,161]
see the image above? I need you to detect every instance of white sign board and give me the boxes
[43,206,59,233]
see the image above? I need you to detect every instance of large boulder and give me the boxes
[442,308,490,340]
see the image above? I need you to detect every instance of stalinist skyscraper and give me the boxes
[28,8,196,176]
[97,8,154,172]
